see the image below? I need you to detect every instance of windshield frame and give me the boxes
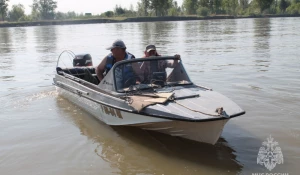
[112,56,192,93]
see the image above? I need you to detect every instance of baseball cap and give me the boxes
[145,45,156,52]
[106,39,126,50]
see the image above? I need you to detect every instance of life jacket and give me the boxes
[105,52,135,74]
[105,52,136,89]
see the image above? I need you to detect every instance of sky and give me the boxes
[8,0,183,15]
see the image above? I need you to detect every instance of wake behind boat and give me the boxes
[53,51,245,145]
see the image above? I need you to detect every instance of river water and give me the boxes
[0,18,299,175]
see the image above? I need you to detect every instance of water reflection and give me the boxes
[0,28,12,54]
[140,22,152,47]
[140,22,176,54]
[253,18,271,72]
[185,21,203,45]
[34,26,57,65]
[184,20,237,55]
[223,20,237,35]
[153,22,176,39]
[12,27,27,53]
[56,97,242,174]
[0,28,13,70]
[0,76,15,81]
[34,26,57,53]
[114,23,124,31]
[198,20,211,41]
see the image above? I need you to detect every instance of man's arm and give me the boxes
[96,57,107,83]
[166,54,181,68]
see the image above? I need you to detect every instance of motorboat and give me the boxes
[53,51,245,145]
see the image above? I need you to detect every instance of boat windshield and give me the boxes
[113,56,192,92]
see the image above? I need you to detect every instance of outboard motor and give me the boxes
[73,54,93,67]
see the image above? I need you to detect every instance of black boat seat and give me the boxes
[56,67,99,84]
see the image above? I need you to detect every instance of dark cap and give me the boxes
[145,45,156,52]
[106,39,126,50]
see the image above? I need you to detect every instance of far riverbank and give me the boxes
[1,14,300,28]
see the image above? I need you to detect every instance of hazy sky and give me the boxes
[8,0,183,15]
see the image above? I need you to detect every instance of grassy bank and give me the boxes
[1,14,300,28]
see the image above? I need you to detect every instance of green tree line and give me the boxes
[0,0,300,22]
[183,0,300,16]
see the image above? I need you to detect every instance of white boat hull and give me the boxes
[131,119,228,145]
[57,86,228,144]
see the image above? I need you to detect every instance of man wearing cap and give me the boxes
[144,44,180,60]
[144,45,160,57]
[140,44,180,83]
[96,39,135,82]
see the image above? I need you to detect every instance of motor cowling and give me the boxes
[73,54,93,67]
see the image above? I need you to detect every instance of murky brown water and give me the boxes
[1,18,299,175]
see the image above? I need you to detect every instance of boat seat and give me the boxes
[56,67,99,85]
[83,68,99,85]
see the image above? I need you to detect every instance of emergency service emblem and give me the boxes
[257,135,284,171]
